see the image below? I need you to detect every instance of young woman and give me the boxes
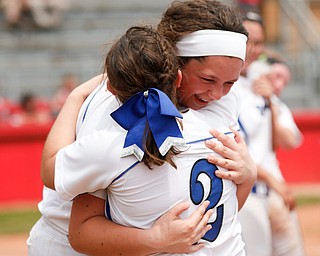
[30,1,256,255]
[61,23,250,255]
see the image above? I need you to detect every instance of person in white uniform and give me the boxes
[50,23,248,255]
[250,57,305,256]
[29,1,256,255]
[236,11,274,256]
[237,10,305,256]
[52,24,252,256]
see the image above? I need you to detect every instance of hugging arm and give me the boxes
[69,194,213,255]
[41,75,105,189]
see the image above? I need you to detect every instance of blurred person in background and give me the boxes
[237,9,305,256]
[2,0,70,29]
[9,92,53,126]
[28,0,70,29]
[2,0,29,28]
[255,54,305,256]
[50,73,78,118]
[0,96,19,126]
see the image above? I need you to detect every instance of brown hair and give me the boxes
[157,0,248,66]
[104,25,181,169]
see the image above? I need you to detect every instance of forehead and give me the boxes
[243,21,264,42]
[186,56,243,79]
[271,64,290,78]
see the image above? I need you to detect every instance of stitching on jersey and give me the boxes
[111,161,140,184]
[186,130,235,145]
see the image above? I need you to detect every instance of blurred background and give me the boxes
[0,0,320,109]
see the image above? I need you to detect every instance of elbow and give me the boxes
[68,231,80,253]
[68,224,86,254]
[279,138,300,151]
[40,160,55,190]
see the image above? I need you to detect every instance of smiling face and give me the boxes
[178,56,243,110]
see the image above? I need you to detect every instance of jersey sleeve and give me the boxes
[89,189,107,200]
[54,129,137,200]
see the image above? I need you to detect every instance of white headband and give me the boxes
[176,30,247,61]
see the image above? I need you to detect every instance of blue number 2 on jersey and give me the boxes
[189,159,224,242]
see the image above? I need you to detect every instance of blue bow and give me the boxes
[111,88,187,161]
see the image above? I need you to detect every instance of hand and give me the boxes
[252,75,274,100]
[205,128,257,185]
[73,74,106,101]
[268,179,296,211]
[149,201,213,254]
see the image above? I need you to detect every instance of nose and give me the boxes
[207,86,224,101]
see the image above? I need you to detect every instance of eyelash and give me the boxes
[201,78,234,87]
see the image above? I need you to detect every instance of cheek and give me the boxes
[178,81,193,100]
[181,77,199,94]
[222,86,233,96]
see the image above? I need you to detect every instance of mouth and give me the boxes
[195,95,209,103]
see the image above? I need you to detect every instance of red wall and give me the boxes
[277,111,320,183]
[0,124,52,203]
[0,111,319,204]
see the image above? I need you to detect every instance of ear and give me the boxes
[175,70,182,88]
[106,79,116,95]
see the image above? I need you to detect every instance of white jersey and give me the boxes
[237,76,272,166]
[34,83,242,255]
[241,61,305,256]
[54,84,244,255]
[237,75,273,256]
[37,81,119,237]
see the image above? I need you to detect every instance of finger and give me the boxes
[207,154,238,171]
[205,139,234,160]
[201,208,213,226]
[215,169,239,181]
[186,201,210,227]
[192,209,213,242]
[170,201,190,217]
[230,127,245,145]
[209,129,238,150]
[187,243,205,254]
[195,224,212,242]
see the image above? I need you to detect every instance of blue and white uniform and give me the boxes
[28,81,244,256]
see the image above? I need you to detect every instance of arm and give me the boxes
[205,128,257,210]
[252,76,300,151]
[269,100,301,150]
[41,75,105,189]
[69,194,213,256]
[250,75,296,210]
[257,166,296,211]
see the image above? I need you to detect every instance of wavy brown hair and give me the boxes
[104,25,181,169]
[157,0,248,65]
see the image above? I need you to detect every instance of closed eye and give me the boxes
[201,77,216,83]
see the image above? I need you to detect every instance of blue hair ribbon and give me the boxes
[111,88,187,161]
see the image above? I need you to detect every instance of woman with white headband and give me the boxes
[34,0,256,255]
